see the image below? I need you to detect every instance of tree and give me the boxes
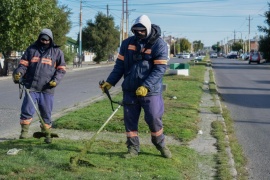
[82,12,120,63]
[258,35,270,60]
[212,42,221,52]
[258,2,270,61]
[179,38,191,52]
[0,0,71,76]
[231,42,242,52]
[193,40,204,53]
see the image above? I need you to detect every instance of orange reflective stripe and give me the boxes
[57,66,66,71]
[20,118,33,125]
[20,60,29,67]
[117,54,124,61]
[126,131,138,137]
[144,49,151,54]
[41,58,52,66]
[154,60,167,65]
[31,57,40,63]
[44,124,51,129]
[128,45,136,51]
[151,128,163,137]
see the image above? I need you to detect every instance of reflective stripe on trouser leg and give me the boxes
[20,118,33,125]
[141,94,165,148]
[126,132,140,152]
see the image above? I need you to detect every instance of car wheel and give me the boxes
[248,61,251,64]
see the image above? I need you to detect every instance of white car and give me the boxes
[195,55,205,61]
[182,53,190,59]
[210,53,217,58]
[241,53,250,61]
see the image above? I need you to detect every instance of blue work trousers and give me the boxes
[123,92,165,150]
[20,91,54,126]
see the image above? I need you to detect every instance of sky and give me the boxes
[58,0,269,47]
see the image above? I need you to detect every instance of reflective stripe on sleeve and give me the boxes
[117,54,124,61]
[57,66,66,71]
[153,60,167,65]
[19,60,29,67]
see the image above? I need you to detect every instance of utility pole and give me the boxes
[79,0,82,67]
[234,30,236,43]
[247,15,253,53]
[126,0,128,39]
[107,4,109,17]
[121,0,128,42]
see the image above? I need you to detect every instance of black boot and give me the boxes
[41,125,52,144]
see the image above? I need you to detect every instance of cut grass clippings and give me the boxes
[0,61,217,179]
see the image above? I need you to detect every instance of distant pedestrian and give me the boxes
[12,28,66,143]
[100,15,172,158]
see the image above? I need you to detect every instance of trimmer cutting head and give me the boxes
[33,132,59,139]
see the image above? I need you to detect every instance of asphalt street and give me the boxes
[212,57,270,179]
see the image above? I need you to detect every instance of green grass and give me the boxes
[0,61,220,179]
[0,139,207,179]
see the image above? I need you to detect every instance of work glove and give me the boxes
[49,80,57,87]
[136,86,148,96]
[100,82,112,92]
[13,72,21,84]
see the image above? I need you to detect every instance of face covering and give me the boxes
[134,30,146,39]
[40,42,50,49]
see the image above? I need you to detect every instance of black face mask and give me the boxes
[39,40,50,49]
[134,31,146,39]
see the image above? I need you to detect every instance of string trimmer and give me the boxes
[19,81,59,140]
[70,80,122,167]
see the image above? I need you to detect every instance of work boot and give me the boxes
[19,124,30,139]
[159,146,172,159]
[44,134,52,144]
[41,125,52,144]
[123,146,139,159]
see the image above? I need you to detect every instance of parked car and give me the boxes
[241,53,250,61]
[249,52,263,64]
[182,53,190,59]
[227,51,238,59]
[178,53,183,58]
[195,55,205,61]
[210,53,217,58]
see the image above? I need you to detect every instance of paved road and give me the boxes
[211,57,270,179]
